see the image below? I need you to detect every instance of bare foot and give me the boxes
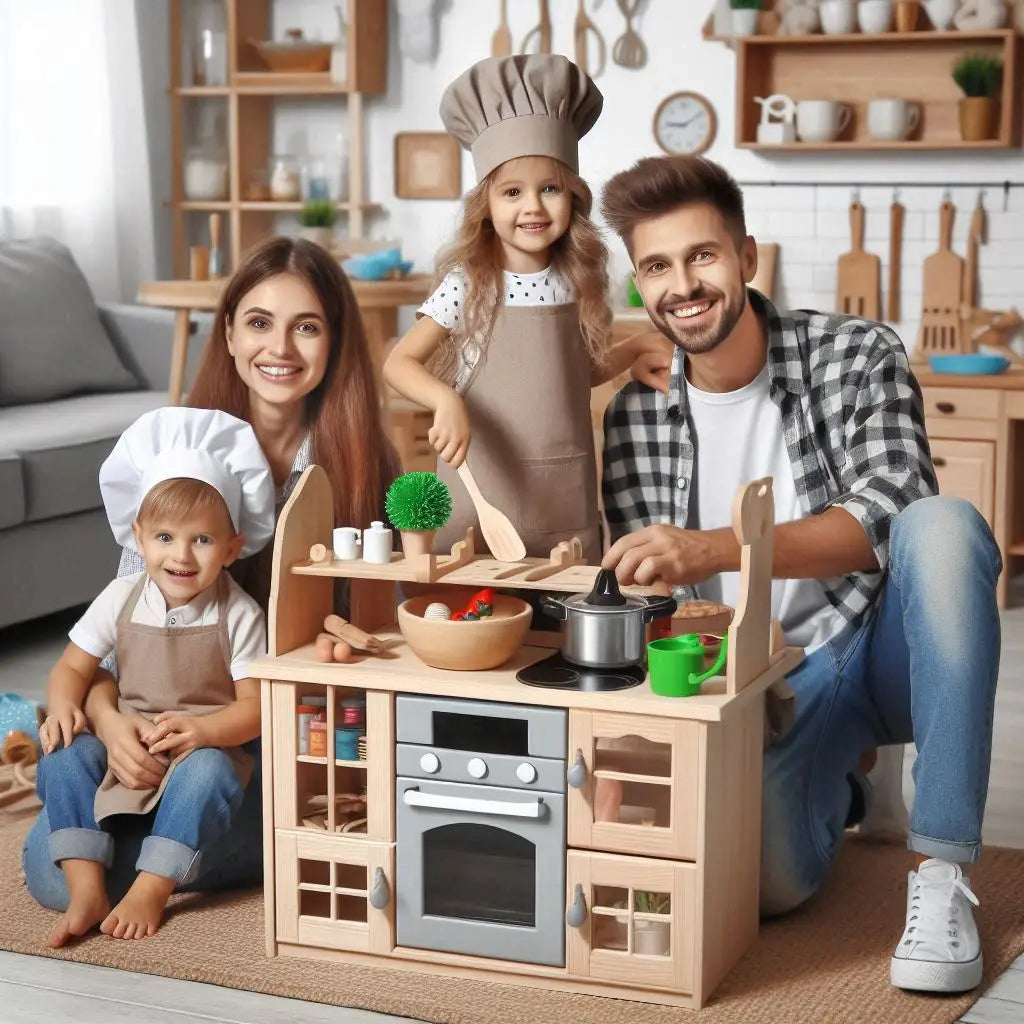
[100,871,176,940]
[47,859,109,949]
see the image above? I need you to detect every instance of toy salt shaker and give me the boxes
[333,526,361,560]
[362,520,392,564]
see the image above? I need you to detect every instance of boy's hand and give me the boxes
[94,710,167,790]
[146,713,211,758]
[39,702,87,755]
[428,391,471,468]
[628,334,674,394]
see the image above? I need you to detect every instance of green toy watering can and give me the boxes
[647,634,728,697]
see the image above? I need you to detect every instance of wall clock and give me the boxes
[653,91,718,156]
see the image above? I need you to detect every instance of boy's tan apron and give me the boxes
[435,302,601,565]
[94,573,254,823]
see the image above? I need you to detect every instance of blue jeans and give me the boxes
[24,733,263,911]
[761,496,1002,915]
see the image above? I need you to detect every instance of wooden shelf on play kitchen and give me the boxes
[707,19,1021,151]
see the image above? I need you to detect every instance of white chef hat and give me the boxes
[99,407,275,558]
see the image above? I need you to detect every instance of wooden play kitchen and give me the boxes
[250,465,803,1009]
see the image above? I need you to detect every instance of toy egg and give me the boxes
[424,602,451,621]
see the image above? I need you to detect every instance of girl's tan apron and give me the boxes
[93,573,254,823]
[435,302,601,564]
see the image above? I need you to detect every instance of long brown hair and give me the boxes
[188,237,399,529]
[431,161,612,384]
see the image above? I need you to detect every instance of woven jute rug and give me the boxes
[2,786,1023,1024]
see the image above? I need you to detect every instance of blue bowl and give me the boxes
[927,354,1010,375]
[341,248,411,281]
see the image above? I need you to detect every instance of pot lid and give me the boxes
[561,569,649,613]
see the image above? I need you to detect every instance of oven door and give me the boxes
[396,777,566,967]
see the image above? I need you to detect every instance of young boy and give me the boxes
[35,406,275,948]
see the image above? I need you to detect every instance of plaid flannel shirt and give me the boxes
[601,291,938,624]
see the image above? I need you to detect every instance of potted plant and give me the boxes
[730,0,763,36]
[634,890,671,956]
[385,471,452,557]
[953,53,1003,141]
[297,198,337,248]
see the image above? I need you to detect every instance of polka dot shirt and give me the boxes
[418,267,573,332]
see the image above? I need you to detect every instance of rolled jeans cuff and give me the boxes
[908,830,982,865]
[137,835,201,884]
[49,827,114,868]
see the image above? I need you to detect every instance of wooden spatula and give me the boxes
[492,0,512,56]
[959,197,987,350]
[887,198,904,322]
[457,463,526,562]
[836,200,880,320]
[916,200,964,358]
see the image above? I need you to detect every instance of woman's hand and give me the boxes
[146,712,212,759]
[428,391,471,468]
[93,710,168,790]
[38,700,87,755]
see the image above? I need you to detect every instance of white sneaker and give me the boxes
[890,859,983,993]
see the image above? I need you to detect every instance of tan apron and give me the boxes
[435,302,602,564]
[94,573,254,823]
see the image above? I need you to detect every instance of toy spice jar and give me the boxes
[309,710,328,757]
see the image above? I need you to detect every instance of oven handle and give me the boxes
[402,787,543,818]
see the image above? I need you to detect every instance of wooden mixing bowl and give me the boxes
[397,594,532,671]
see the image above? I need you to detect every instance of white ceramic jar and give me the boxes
[362,521,393,564]
[820,0,858,33]
[858,0,894,32]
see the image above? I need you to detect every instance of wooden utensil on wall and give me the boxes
[574,0,606,76]
[612,0,647,68]
[959,196,987,350]
[492,0,511,56]
[887,198,904,322]
[521,0,552,54]
[916,200,964,358]
[836,200,880,320]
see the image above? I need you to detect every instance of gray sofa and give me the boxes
[0,238,207,629]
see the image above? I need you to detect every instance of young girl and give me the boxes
[33,406,274,947]
[383,54,669,564]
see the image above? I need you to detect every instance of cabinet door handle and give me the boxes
[567,749,589,789]
[933,456,947,468]
[566,883,588,928]
[369,867,390,909]
[935,401,956,414]
[402,788,543,818]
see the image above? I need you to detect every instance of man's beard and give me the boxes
[649,285,746,356]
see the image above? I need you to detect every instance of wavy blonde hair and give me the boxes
[430,161,612,385]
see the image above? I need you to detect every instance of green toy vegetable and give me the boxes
[385,472,452,531]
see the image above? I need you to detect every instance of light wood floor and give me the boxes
[1,593,1023,1023]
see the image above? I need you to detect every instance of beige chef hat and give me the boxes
[440,54,603,183]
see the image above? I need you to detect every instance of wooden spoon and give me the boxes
[457,463,526,562]
[492,0,512,57]
[887,198,904,322]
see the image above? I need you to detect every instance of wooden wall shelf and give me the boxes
[726,27,1021,151]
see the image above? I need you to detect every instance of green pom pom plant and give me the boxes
[385,472,452,557]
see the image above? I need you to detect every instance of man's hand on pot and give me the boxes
[602,524,726,587]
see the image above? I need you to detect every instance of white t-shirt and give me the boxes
[70,571,267,682]
[686,365,847,653]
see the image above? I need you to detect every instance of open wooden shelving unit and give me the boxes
[167,0,387,276]
[704,7,1021,152]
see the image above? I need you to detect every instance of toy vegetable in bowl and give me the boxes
[385,472,452,557]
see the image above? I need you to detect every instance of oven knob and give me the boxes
[467,756,488,779]
[516,762,537,784]
[419,752,440,774]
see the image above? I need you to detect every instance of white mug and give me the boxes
[820,0,857,33]
[857,0,893,32]
[867,98,921,140]
[796,100,854,142]
[333,526,361,560]
[362,520,393,564]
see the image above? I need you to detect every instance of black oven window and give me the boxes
[423,823,536,927]
[432,711,528,756]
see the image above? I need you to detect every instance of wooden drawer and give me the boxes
[921,387,1000,442]
[568,711,700,861]
[931,438,995,527]
[566,850,696,993]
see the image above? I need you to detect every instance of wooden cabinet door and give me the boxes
[566,850,696,993]
[275,831,395,955]
[930,438,995,526]
[567,711,700,860]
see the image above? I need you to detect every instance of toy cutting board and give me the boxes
[836,201,880,320]
[916,201,964,357]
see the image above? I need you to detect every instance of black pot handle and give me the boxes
[642,595,677,622]
[539,595,568,621]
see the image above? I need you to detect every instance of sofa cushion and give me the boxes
[0,238,141,407]
[0,452,24,529]
[0,390,166,522]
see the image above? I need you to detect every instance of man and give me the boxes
[599,154,1001,994]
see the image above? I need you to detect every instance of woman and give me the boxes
[25,238,399,922]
